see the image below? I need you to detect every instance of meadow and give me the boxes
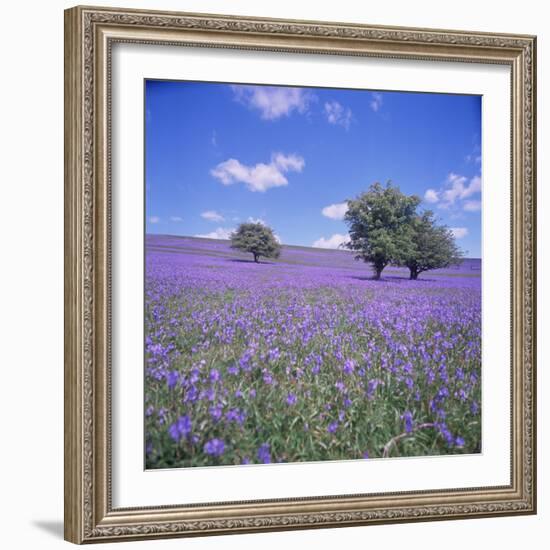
[145,234,481,469]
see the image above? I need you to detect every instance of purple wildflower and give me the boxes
[204,438,225,456]
[168,415,191,442]
[210,369,221,383]
[343,359,355,375]
[401,410,413,433]
[209,405,223,422]
[166,370,179,389]
[257,443,271,464]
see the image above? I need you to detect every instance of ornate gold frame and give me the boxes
[64,5,537,544]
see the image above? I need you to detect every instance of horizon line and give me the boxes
[145,233,482,261]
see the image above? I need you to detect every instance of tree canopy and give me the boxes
[344,181,463,279]
[398,211,463,279]
[343,181,421,279]
[230,222,281,263]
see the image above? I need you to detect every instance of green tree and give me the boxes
[230,222,281,263]
[399,211,464,279]
[344,182,420,279]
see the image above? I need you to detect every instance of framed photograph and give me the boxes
[64,5,537,544]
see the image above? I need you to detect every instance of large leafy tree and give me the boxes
[399,211,463,279]
[344,182,420,279]
[230,222,281,263]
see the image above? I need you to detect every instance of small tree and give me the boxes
[399,211,463,279]
[230,222,281,263]
[344,182,420,279]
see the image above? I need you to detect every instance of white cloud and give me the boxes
[450,227,468,239]
[370,92,383,112]
[271,152,304,172]
[441,173,468,205]
[148,216,160,224]
[424,173,482,210]
[464,175,481,198]
[324,101,352,129]
[231,85,314,120]
[424,189,439,203]
[465,143,482,165]
[169,216,183,222]
[321,202,348,220]
[195,227,234,240]
[210,152,304,192]
[312,233,348,249]
[463,200,482,212]
[201,210,224,223]
[195,223,280,244]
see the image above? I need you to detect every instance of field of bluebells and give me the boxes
[145,234,481,469]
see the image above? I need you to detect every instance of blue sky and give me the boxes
[145,80,482,258]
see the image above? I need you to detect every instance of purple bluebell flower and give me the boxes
[157,408,167,425]
[166,370,179,389]
[209,369,221,383]
[168,414,191,442]
[286,393,297,406]
[366,379,380,400]
[436,422,454,446]
[343,359,355,375]
[257,443,271,464]
[226,408,246,425]
[437,387,450,400]
[401,410,414,433]
[189,368,200,384]
[204,438,225,456]
[209,405,223,422]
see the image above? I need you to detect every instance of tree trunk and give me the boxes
[373,265,383,280]
[409,267,418,280]
[253,253,259,263]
